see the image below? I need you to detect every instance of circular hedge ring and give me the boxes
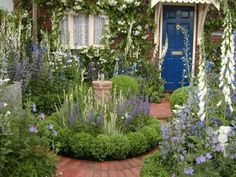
[55,119,161,161]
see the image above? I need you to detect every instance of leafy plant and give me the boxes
[169,86,190,110]
[111,75,140,97]
[137,60,164,103]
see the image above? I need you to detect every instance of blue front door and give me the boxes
[162,5,194,91]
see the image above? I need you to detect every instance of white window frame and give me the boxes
[61,12,107,49]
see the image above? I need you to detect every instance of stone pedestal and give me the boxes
[92,81,112,103]
[2,82,22,112]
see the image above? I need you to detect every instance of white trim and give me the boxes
[159,3,163,60]
[151,0,220,10]
[68,14,74,48]
[159,4,197,77]
[88,15,94,46]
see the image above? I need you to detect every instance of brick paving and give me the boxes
[55,99,172,177]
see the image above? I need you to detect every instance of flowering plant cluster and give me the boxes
[142,6,236,177]
[55,77,150,135]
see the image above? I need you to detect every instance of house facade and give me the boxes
[1,0,222,91]
[151,0,220,90]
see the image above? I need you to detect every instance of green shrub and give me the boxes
[111,75,139,97]
[30,94,63,115]
[90,134,112,161]
[0,106,57,177]
[70,132,94,158]
[137,60,164,103]
[140,127,160,150]
[56,118,161,161]
[109,134,131,160]
[141,151,169,177]
[146,118,161,130]
[169,86,190,110]
[9,151,56,177]
[56,129,73,155]
[127,132,148,156]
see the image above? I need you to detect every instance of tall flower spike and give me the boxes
[197,37,208,121]
[219,8,235,112]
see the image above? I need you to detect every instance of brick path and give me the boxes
[55,99,172,177]
[150,98,173,122]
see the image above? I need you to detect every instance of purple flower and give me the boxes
[47,123,54,130]
[215,144,223,152]
[32,103,37,112]
[96,113,104,127]
[180,155,185,161]
[205,153,212,160]
[195,155,206,164]
[29,125,38,134]
[184,167,194,175]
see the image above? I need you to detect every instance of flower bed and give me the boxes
[45,116,161,161]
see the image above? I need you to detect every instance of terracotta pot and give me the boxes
[92,81,112,102]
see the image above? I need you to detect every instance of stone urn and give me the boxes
[92,80,112,103]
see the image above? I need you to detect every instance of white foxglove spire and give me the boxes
[219,8,235,112]
[197,37,207,121]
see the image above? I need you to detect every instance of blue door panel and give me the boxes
[162,5,194,91]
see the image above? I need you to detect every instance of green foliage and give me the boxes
[109,134,131,160]
[140,126,160,150]
[137,60,164,103]
[30,94,64,115]
[111,75,139,97]
[55,118,161,161]
[141,151,170,177]
[0,107,57,177]
[73,47,117,79]
[70,132,94,158]
[169,86,190,110]
[9,151,56,177]
[90,134,112,161]
[127,132,148,156]
[56,128,73,155]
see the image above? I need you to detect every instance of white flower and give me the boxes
[219,9,235,112]
[124,0,134,4]
[136,25,142,31]
[6,111,11,116]
[134,1,140,6]
[133,30,140,36]
[109,0,117,6]
[216,126,232,148]
[118,4,126,11]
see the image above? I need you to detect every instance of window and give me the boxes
[60,14,107,48]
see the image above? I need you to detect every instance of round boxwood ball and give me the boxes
[90,134,112,161]
[109,134,131,160]
[70,132,94,158]
[127,132,148,156]
[169,86,190,110]
[111,75,139,97]
[140,127,160,150]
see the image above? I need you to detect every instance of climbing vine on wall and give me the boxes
[16,0,155,65]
